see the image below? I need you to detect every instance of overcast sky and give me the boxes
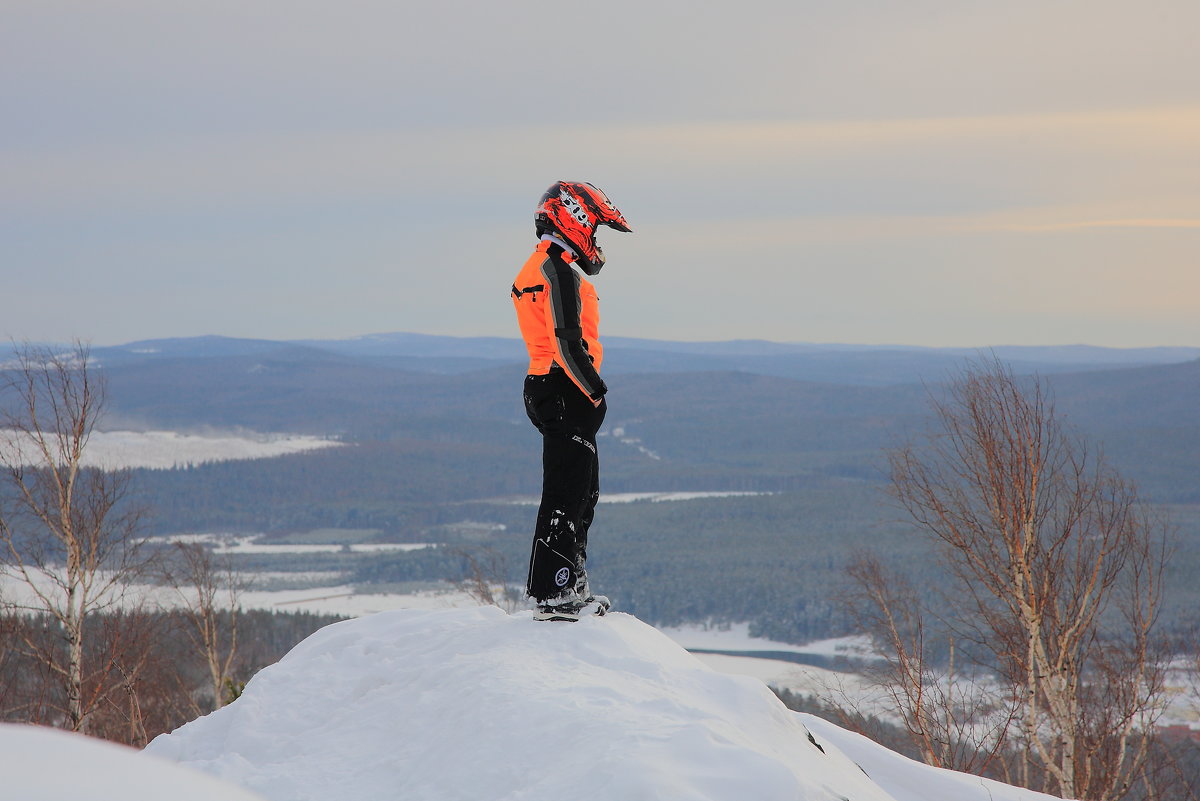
[4,1,1198,348]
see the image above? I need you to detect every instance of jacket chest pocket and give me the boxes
[512,283,546,303]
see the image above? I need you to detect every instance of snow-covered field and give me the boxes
[602,490,773,503]
[0,429,341,470]
[156,533,432,555]
[509,490,773,505]
[0,568,483,621]
[661,623,873,658]
[236,584,485,617]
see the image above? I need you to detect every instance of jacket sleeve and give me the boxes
[539,251,607,401]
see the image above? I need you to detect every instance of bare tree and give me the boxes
[86,609,163,746]
[871,358,1170,801]
[453,546,521,613]
[0,603,22,717]
[843,551,1017,776]
[162,540,245,711]
[0,341,147,732]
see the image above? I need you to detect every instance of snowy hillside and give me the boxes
[146,607,1059,801]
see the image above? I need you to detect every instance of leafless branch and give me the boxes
[862,357,1171,800]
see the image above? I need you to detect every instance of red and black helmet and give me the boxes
[535,180,632,275]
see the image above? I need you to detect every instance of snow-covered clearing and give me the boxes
[0,429,341,470]
[0,567,483,620]
[602,490,773,503]
[662,623,873,658]
[236,584,484,617]
[509,490,772,505]
[155,533,431,555]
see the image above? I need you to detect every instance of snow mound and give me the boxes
[802,716,1060,801]
[0,723,267,801]
[147,607,1057,801]
[148,607,889,800]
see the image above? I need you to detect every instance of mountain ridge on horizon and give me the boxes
[90,330,1200,361]
[7,333,1197,376]
[10,331,1184,380]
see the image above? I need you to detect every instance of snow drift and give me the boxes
[0,723,267,801]
[147,607,1058,801]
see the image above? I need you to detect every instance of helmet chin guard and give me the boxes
[535,181,631,275]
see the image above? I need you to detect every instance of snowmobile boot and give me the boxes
[533,591,610,622]
[582,594,611,616]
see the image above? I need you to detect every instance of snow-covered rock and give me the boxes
[146,607,1060,801]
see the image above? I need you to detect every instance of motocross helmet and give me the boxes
[534,180,632,275]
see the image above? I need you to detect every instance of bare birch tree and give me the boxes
[0,341,147,732]
[873,358,1169,801]
[162,541,244,711]
[843,551,1017,776]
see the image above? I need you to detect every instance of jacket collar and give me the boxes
[538,234,577,262]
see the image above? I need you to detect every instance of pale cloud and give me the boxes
[993,218,1200,232]
[3,1,1199,347]
[11,106,1199,214]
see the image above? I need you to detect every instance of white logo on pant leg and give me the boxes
[555,567,571,587]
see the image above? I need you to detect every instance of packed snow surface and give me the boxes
[0,723,267,801]
[148,607,1059,801]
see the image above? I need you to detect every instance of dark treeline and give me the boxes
[143,478,1200,647]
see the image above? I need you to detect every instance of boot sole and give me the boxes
[533,598,610,622]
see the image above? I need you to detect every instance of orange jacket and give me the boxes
[511,240,606,401]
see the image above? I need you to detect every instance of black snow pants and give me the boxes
[523,368,606,602]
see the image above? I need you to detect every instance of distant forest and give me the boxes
[9,336,1200,644]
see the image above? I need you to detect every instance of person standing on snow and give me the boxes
[511,181,632,621]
